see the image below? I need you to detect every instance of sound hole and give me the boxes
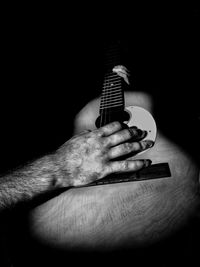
[95,110,130,128]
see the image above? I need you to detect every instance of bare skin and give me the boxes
[54,121,154,187]
[0,121,153,211]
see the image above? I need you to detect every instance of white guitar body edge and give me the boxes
[125,106,157,154]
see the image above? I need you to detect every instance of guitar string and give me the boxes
[101,70,122,126]
[109,46,121,125]
[101,73,123,127]
[101,76,109,127]
[100,67,110,127]
[100,44,121,127]
[100,67,106,127]
[100,77,105,127]
[104,46,117,126]
[107,72,118,125]
[100,75,109,127]
[103,73,114,126]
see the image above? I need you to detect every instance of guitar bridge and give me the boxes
[81,163,171,187]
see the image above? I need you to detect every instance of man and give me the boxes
[0,121,152,211]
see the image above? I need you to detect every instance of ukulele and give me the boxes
[28,41,200,251]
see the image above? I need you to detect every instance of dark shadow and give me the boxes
[6,209,200,267]
[1,7,200,267]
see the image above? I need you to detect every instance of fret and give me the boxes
[105,62,120,69]
[103,82,121,88]
[104,80,121,85]
[100,103,123,109]
[101,93,122,100]
[98,42,127,120]
[100,98,123,106]
[104,78,121,83]
[101,96,122,102]
[103,85,121,91]
[101,98,123,105]
[101,92,122,99]
[102,86,122,92]
[101,95,124,103]
[100,99,124,107]
[104,73,119,79]
[101,94,123,102]
[102,85,122,91]
[105,47,119,54]
[102,89,122,94]
[103,86,121,92]
[103,84,121,90]
[104,77,121,83]
[100,103,124,110]
[103,78,121,85]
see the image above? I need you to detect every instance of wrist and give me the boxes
[50,151,73,189]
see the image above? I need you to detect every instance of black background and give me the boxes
[0,4,200,266]
[1,5,199,172]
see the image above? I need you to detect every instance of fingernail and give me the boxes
[130,126,138,130]
[121,123,129,129]
[136,129,143,136]
[144,159,152,167]
[133,128,147,138]
[140,130,148,138]
[143,140,154,148]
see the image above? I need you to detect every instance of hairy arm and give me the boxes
[0,122,152,211]
[0,154,61,210]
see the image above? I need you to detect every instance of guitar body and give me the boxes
[29,91,200,250]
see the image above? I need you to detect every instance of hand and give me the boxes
[54,122,154,187]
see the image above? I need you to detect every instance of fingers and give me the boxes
[106,127,147,147]
[98,121,122,136]
[105,159,152,175]
[127,127,147,141]
[78,129,92,136]
[108,140,154,159]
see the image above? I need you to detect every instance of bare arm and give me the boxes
[0,154,60,210]
[0,122,152,211]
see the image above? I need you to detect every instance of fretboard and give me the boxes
[97,41,128,127]
[100,71,124,112]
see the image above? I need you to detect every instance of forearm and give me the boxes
[0,154,69,211]
[0,122,151,212]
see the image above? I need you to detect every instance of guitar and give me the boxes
[28,42,200,251]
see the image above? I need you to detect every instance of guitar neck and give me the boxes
[98,42,127,127]
[98,69,126,128]
[100,71,124,112]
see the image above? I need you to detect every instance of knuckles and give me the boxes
[120,142,143,154]
[123,142,134,153]
[104,121,122,129]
